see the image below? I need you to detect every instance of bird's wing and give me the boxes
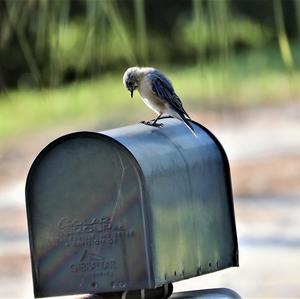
[148,71,191,119]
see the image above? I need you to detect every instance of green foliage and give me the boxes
[0,74,129,139]
[1,0,299,89]
[0,0,138,88]
[273,0,294,71]
[178,14,272,56]
[0,0,300,141]
[1,41,300,141]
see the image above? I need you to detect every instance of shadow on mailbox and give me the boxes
[25,117,238,298]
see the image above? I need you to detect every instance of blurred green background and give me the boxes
[0,0,300,140]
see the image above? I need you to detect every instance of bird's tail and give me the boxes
[181,116,197,137]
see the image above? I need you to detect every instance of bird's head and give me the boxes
[123,67,141,98]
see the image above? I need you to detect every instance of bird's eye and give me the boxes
[127,80,134,88]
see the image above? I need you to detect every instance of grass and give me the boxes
[0,74,132,140]
[0,43,300,142]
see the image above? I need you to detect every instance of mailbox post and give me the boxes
[25,118,239,298]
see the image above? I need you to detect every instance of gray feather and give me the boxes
[147,70,191,119]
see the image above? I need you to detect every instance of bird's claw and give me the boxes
[152,123,164,128]
[140,121,164,128]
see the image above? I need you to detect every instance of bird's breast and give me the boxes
[138,79,165,114]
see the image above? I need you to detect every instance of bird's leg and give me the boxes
[141,114,164,128]
[151,113,163,127]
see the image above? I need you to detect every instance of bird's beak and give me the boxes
[130,89,134,98]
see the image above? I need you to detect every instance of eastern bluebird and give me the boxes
[123,67,196,136]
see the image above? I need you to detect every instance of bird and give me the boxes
[123,66,196,136]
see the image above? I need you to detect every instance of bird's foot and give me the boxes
[140,120,164,128]
[140,120,151,125]
[152,122,164,128]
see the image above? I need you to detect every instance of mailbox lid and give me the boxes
[26,132,153,297]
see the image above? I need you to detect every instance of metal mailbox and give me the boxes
[25,117,238,298]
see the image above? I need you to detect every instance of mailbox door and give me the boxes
[26,133,152,297]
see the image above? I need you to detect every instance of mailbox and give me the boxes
[25,117,238,298]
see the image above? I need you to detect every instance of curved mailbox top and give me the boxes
[26,118,238,298]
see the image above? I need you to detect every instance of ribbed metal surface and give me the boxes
[25,118,238,298]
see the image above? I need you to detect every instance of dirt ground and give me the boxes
[0,102,299,298]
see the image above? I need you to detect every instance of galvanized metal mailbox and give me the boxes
[26,117,238,298]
